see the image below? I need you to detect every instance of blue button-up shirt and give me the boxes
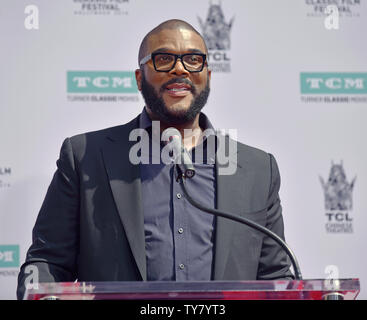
[139,108,217,281]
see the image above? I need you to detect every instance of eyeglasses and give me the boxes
[139,52,207,73]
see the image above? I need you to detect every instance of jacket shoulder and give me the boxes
[65,115,139,158]
[236,140,273,167]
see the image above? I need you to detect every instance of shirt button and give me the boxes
[176,193,182,199]
[179,263,185,270]
[178,228,184,234]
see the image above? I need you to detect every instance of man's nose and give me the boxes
[169,58,190,76]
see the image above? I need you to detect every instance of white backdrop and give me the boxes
[1,0,366,299]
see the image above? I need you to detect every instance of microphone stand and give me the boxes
[176,167,303,280]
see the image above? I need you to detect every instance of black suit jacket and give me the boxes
[17,114,293,299]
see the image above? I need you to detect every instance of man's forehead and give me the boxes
[146,28,206,52]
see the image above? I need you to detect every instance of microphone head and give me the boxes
[164,127,181,143]
[163,127,182,162]
[162,127,195,179]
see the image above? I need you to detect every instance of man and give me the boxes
[17,19,293,299]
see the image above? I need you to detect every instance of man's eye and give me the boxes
[186,55,202,63]
[158,55,173,62]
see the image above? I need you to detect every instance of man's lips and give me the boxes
[165,83,191,90]
[164,83,192,97]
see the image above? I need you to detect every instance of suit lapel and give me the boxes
[213,137,244,280]
[101,117,147,281]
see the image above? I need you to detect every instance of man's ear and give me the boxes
[135,68,142,91]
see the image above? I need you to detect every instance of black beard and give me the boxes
[140,73,210,125]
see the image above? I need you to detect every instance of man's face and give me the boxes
[136,28,211,125]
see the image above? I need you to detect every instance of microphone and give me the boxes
[163,128,196,179]
[175,159,303,280]
[164,128,302,279]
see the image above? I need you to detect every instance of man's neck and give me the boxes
[145,106,203,151]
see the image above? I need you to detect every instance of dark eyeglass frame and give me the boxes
[139,52,208,73]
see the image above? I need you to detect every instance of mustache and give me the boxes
[160,78,196,95]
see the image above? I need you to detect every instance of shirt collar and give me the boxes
[139,107,153,130]
[139,107,215,132]
[138,107,217,165]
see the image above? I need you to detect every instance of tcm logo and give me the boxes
[300,73,367,94]
[0,245,20,268]
[67,71,138,93]
[319,161,356,233]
